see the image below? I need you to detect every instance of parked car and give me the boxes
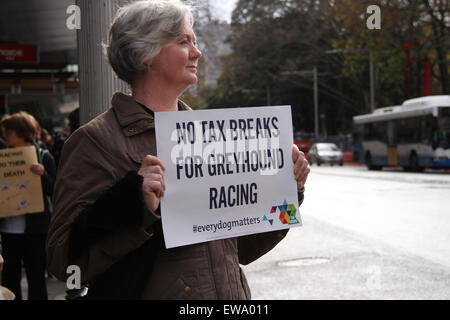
[308,142,343,166]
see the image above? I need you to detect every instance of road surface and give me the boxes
[243,165,450,299]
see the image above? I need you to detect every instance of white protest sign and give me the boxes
[155,106,301,249]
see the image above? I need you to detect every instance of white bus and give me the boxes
[352,95,450,171]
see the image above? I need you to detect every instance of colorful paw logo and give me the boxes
[263,200,299,226]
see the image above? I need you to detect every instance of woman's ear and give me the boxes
[143,61,152,70]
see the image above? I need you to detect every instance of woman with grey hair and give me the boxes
[47,0,310,300]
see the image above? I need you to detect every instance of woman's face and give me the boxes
[2,129,27,147]
[148,23,202,89]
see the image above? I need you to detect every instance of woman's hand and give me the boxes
[292,144,310,190]
[138,155,166,212]
[30,164,45,176]
[0,253,4,273]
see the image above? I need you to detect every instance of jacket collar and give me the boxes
[111,91,154,128]
[111,91,191,128]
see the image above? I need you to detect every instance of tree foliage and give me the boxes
[204,0,449,135]
[330,0,449,107]
[208,0,342,133]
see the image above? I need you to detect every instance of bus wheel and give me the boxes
[366,152,381,171]
[409,153,423,172]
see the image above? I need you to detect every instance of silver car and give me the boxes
[308,143,343,166]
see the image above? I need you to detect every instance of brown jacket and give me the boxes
[46,92,291,299]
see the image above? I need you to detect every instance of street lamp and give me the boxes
[325,48,375,112]
[281,67,320,137]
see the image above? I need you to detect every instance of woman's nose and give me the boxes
[191,46,202,60]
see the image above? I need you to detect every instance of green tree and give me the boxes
[208,0,350,134]
[329,0,449,108]
[206,0,448,135]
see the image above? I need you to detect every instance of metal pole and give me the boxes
[313,66,319,137]
[369,50,375,112]
[4,94,9,114]
[76,0,129,125]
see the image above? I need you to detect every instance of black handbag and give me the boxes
[67,221,164,300]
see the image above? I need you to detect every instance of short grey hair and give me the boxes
[105,0,194,85]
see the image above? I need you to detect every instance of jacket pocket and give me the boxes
[127,151,145,165]
[160,276,193,300]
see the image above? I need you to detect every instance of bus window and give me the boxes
[387,121,396,146]
[412,118,421,142]
[436,114,450,149]
[365,121,387,143]
[398,117,421,144]
[421,116,433,144]
[375,121,387,143]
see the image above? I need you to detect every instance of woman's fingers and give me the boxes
[292,144,310,189]
[141,155,165,172]
[30,164,44,176]
[143,180,164,198]
[138,155,166,210]
[140,172,165,192]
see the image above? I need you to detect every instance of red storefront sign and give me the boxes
[0,45,38,63]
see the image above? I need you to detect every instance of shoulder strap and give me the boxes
[37,148,49,164]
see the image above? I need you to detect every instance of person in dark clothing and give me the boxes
[67,108,79,134]
[51,108,79,170]
[0,111,56,300]
[0,137,6,149]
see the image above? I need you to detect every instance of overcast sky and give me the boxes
[210,0,236,22]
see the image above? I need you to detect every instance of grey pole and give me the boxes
[369,50,375,112]
[4,94,9,115]
[313,66,319,138]
[76,0,129,125]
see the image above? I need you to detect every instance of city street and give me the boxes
[243,165,450,299]
[19,165,450,300]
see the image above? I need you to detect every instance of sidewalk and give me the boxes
[8,271,68,300]
[43,274,67,300]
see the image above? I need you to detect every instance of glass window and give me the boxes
[397,117,421,144]
[435,113,450,149]
[317,144,339,151]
